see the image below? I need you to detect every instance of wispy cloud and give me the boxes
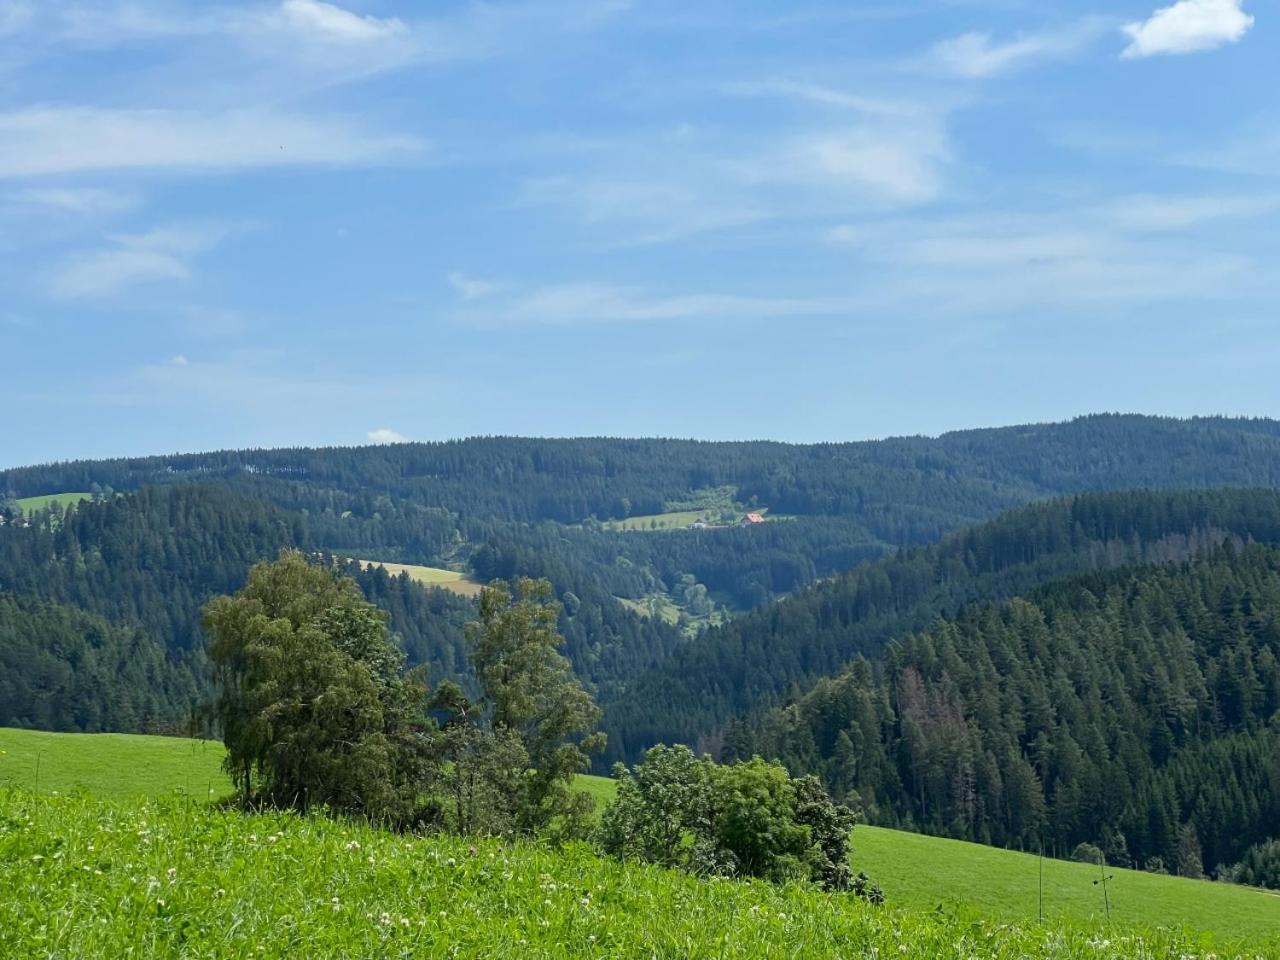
[925,20,1109,78]
[1104,192,1280,230]
[1121,0,1254,58]
[49,221,240,299]
[452,281,848,327]
[272,0,406,44]
[1182,126,1280,178]
[788,123,948,203]
[0,106,425,178]
[720,79,918,117]
[447,272,504,301]
[11,186,140,215]
[521,174,768,244]
[41,0,631,72]
[827,194,1275,315]
[0,1,31,36]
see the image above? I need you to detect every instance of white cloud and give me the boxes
[169,354,190,366]
[1121,0,1253,58]
[927,21,1108,78]
[274,0,406,44]
[447,272,503,300]
[0,106,425,178]
[367,427,409,444]
[11,186,140,216]
[49,222,238,299]
[455,281,847,327]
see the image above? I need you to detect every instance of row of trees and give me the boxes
[205,554,602,835]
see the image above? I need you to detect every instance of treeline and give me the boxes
[600,489,1280,765]
[9,415,1280,539]
[733,544,1280,876]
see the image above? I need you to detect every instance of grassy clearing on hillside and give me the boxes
[3,791,1267,960]
[359,560,484,597]
[604,509,710,531]
[0,729,229,799]
[13,492,92,513]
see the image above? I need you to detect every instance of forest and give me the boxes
[730,544,1280,878]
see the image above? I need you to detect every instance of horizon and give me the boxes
[3,1,1277,465]
[2,409,1275,472]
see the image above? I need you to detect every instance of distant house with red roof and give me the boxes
[742,512,765,525]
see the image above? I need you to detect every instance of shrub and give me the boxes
[600,746,876,896]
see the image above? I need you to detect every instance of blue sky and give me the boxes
[1,0,1275,466]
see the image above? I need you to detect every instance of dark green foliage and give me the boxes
[0,594,199,733]
[600,745,867,893]
[461,579,605,837]
[604,488,1280,764]
[12,415,1280,536]
[204,551,433,823]
[1222,840,1280,889]
[738,542,1280,871]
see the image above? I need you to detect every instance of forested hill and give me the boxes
[599,489,1280,764]
[734,543,1280,878]
[7,414,1280,544]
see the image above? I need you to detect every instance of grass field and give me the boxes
[13,492,92,513]
[3,728,1276,951]
[0,728,229,799]
[3,791,1270,959]
[359,560,484,597]
[855,823,1280,944]
[603,509,711,531]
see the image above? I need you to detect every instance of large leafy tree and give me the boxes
[203,550,432,823]
[464,577,606,835]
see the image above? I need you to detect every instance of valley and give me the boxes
[3,417,1280,954]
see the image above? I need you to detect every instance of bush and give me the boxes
[600,745,877,897]
[1222,840,1280,890]
[1070,842,1104,867]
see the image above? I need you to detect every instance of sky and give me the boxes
[1,0,1277,467]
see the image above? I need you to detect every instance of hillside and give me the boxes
[8,418,1280,755]
[602,488,1280,762]
[2,728,1276,947]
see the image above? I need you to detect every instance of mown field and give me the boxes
[358,560,485,597]
[3,790,1272,960]
[13,492,92,513]
[2,728,1276,949]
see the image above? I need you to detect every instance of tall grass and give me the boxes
[2,790,1275,959]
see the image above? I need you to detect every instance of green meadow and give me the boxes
[3,789,1273,960]
[0,728,229,799]
[2,727,1276,950]
[358,560,485,597]
[13,492,93,513]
